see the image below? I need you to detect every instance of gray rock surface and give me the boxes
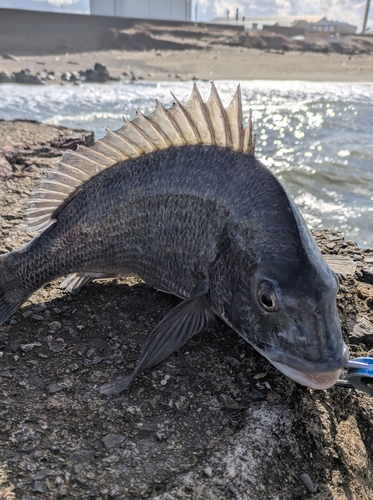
[12,69,44,85]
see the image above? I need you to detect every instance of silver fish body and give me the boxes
[0,86,348,394]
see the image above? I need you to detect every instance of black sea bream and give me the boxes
[0,83,349,395]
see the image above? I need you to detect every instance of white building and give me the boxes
[90,0,192,22]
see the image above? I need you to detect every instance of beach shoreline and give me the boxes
[2,46,373,84]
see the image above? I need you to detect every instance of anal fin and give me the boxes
[100,280,215,396]
[60,272,119,294]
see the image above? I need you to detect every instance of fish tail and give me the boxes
[0,253,28,326]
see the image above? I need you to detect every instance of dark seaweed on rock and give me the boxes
[0,83,348,396]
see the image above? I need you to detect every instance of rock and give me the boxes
[13,69,44,85]
[204,467,213,477]
[102,434,125,449]
[323,255,357,276]
[70,71,80,82]
[350,317,373,347]
[46,336,66,352]
[0,70,12,83]
[300,473,317,493]
[0,154,12,178]
[85,62,111,83]
[362,265,373,285]
[32,481,46,493]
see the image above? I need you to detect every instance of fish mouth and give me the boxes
[257,343,349,390]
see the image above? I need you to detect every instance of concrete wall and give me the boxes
[0,8,230,55]
[90,0,192,22]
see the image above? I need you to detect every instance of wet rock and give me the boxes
[61,72,71,81]
[62,71,80,83]
[0,70,13,83]
[70,71,80,82]
[85,62,111,83]
[13,69,44,85]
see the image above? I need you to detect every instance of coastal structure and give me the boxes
[89,0,192,21]
[211,15,357,36]
[211,15,323,31]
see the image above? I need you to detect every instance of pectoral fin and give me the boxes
[100,280,215,396]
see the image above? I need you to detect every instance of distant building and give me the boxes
[90,0,192,22]
[210,15,324,31]
[211,15,357,36]
[310,17,357,35]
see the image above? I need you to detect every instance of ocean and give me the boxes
[0,80,372,248]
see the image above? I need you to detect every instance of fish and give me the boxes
[0,83,349,395]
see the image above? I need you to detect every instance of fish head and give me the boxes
[225,197,349,390]
[245,255,349,390]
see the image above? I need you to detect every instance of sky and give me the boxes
[0,0,371,31]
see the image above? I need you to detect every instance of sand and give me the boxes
[1,46,373,83]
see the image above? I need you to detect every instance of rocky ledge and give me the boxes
[0,120,372,500]
[0,62,122,86]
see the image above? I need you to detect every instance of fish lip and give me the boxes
[258,342,349,374]
[255,342,349,390]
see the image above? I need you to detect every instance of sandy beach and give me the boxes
[2,46,373,83]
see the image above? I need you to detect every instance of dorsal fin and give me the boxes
[26,83,255,233]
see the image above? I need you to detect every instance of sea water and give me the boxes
[0,80,372,248]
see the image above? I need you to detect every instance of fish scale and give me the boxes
[0,84,349,395]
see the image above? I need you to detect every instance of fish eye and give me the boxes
[258,282,278,312]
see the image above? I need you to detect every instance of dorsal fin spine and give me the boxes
[106,128,144,156]
[144,111,172,147]
[155,99,185,145]
[104,128,140,156]
[127,115,157,151]
[55,161,92,180]
[133,110,170,148]
[27,83,255,234]
[65,150,107,169]
[192,84,214,143]
[170,92,201,143]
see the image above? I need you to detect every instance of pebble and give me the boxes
[46,335,66,352]
[204,467,213,477]
[31,314,44,321]
[102,433,124,449]
[48,321,62,331]
[20,342,42,352]
[300,473,317,493]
